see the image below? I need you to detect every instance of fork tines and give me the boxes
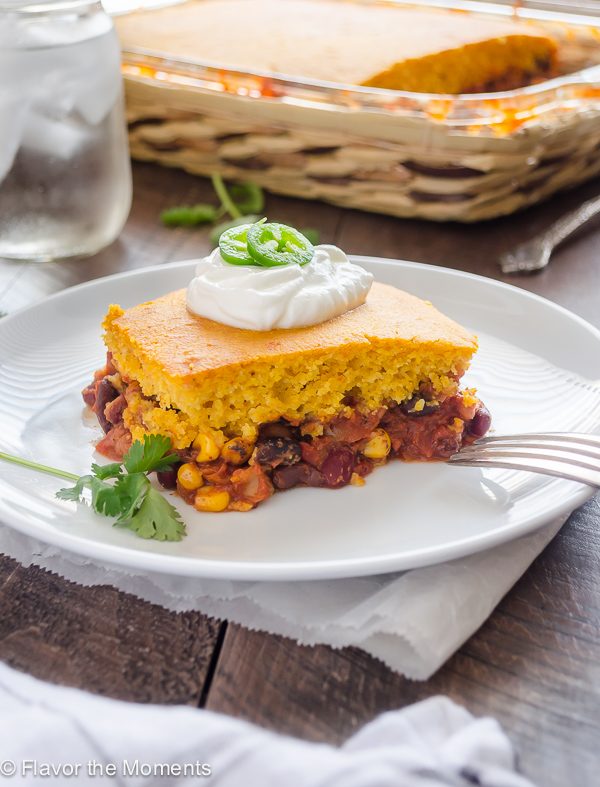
[448,432,600,488]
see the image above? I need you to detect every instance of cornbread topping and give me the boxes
[116,0,557,95]
[186,243,373,331]
[83,220,491,517]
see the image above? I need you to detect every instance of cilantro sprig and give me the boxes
[160,174,264,237]
[0,435,186,542]
[160,174,320,245]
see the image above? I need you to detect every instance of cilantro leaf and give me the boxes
[56,475,93,502]
[121,439,145,473]
[230,182,264,215]
[160,176,264,232]
[152,453,181,473]
[113,473,150,525]
[57,474,123,518]
[123,435,178,475]
[120,486,186,542]
[3,434,187,543]
[161,204,219,227]
[89,476,125,518]
[91,461,123,480]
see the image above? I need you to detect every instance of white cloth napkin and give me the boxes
[0,660,534,786]
[0,515,564,680]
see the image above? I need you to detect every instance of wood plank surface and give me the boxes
[1,162,600,786]
[206,502,600,785]
[0,555,223,705]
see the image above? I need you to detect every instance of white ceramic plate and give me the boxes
[1,258,600,581]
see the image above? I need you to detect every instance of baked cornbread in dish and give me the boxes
[83,224,490,513]
[116,0,557,94]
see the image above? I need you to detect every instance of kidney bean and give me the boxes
[94,378,119,433]
[272,462,325,490]
[467,404,492,438]
[255,437,302,468]
[157,465,180,490]
[321,445,355,488]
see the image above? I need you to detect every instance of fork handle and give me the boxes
[499,193,600,274]
[542,194,600,250]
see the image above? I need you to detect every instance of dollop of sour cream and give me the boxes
[186,244,373,331]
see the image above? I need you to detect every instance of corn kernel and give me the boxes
[462,388,478,408]
[362,428,391,460]
[194,487,230,512]
[412,398,425,413]
[350,472,365,487]
[228,499,254,512]
[241,423,258,442]
[193,432,220,463]
[450,417,464,433]
[221,438,253,466]
[177,462,204,491]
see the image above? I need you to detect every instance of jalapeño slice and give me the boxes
[247,222,314,267]
[218,223,257,266]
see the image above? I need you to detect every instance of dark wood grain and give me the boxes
[2,162,600,786]
[206,499,600,786]
[0,555,223,704]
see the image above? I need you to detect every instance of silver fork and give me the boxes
[499,194,600,274]
[448,432,600,487]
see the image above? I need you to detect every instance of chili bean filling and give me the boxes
[83,358,491,511]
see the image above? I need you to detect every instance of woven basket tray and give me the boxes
[120,1,600,222]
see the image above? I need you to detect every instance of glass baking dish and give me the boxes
[118,0,600,135]
[115,0,600,221]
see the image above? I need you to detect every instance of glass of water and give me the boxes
[0,0,132,261]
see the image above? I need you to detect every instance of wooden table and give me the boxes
[1,163,599,785]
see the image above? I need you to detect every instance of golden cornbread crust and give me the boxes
[117,0,557,94]
[103,283,476,445]
[83,279,492,513]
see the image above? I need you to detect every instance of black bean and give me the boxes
[255,437,302,468]
[398,396,439,417]
[258,420,298,440]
